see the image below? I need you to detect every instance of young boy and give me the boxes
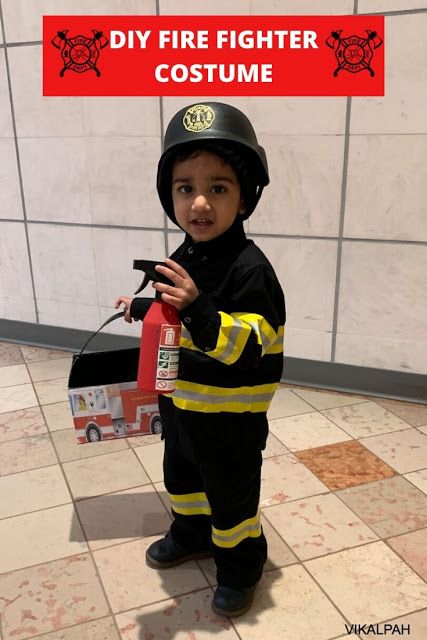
[115,102,285,617]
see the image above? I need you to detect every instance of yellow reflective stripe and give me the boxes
[171,380,278,413]
[267,325,285,354]
[212,512,262,549]
[168,491,212,516]
[231,312,277,356]
[208,312,250,365]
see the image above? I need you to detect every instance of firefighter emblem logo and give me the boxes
[51,30,109,77]
[326,30,383,77]
[183,104,215,132]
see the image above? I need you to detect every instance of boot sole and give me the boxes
[211,598,254,618]
[145,549,212,569]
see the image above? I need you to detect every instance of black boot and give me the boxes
[211,584,257,617]
[146,533,212,569]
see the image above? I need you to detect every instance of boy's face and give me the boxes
[171,151,245,242]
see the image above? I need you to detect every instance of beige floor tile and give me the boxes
[419,425,427,436]
[0,465,71,519]
[0,434,57,476]
[0,504,88,573]
[233,566,345,640]
[28,618,121,640]
[269,412,352,452]
[76,484,171,551]
[0,341,24,366]
[93,535,209,612]
[27,356,73,382]
[34,377,69,405]
[405,469,427,494]
[260,454,328,508]
[128,433,162,448]
[292,387,368,410]
[305,542,427,623]
[52,428,129,463]
[0,555,109,640]
[361,429,427,473]
[0,406,47,443]
[133,441,164,483]
[267,389,313,420]
[63,449,150,500]
[41,401,74,432]
[0,364,30,388]
[322,401,412,438]
[379,610,427,640]
[115,589,239,640]
[387,528,427,582]
[263,432,289,458]
[20,345,72,363]
[337,476,427,538]
[154,480,170,514]
[375,398,427,428]
[0,383,38,414]
[263,493,378,561]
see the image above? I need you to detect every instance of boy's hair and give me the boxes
[167,140,255,215]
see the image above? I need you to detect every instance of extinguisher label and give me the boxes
[156,324,181,391]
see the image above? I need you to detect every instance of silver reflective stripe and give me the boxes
[243,319,272,354]
[181,327,191,340]
[216,318,246,363]
[212,522,261,544]
[171,500,210,510]
[173,389,274,405]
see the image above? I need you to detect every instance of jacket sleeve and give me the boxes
[178,265,285,369]
[129,297,153,321]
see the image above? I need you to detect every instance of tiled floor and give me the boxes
[0,340,426,640]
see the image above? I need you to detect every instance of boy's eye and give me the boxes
[177,185,192,194]
[211,185,226,193]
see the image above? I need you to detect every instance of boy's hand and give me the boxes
[153,258,199,310]
[114,296,136,323]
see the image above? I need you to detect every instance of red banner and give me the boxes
[43,15,384,97]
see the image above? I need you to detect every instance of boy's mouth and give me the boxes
[190,218,213,228]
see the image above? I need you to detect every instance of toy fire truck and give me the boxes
[68,381,162,444]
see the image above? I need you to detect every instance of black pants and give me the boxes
[160,396,267,589]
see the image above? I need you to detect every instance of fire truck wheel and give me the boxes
[86,424,102,442]
[150,416,162,435]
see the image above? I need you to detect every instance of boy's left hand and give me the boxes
[153,258,199,311]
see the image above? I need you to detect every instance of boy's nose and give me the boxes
[191,194,211,211]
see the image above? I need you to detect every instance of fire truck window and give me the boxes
[73,394,87,413]
[95,389,106,410]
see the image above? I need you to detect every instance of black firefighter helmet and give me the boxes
[157,102,269,225]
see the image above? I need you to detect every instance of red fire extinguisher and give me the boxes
[133,260,181,394]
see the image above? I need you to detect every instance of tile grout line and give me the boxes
[0,0,39,324]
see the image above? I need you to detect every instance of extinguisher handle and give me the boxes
[74,311,125,361]
[133,259,175,294]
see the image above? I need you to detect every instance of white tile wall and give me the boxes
[358,0,427,11]
[8,46,85,138]
[345,135,427,242]
[37,299,101,332]
[93,227,165,308]
[82,98,161,137]
[249,0,354,14]
[2,0,157,43]
[87,136,161,227]
[253,237,338,333]
[99,306,141,337]
[284,328,333,362]
[0,140,23,220]
[19,138,91,223]
[351,14,427,135]
[159,0,251,14]
[28,224,98,305]
[249,135,344,237]
[0,222,36,322]
[337,243,427,369]
[335,333,427,375]
[0,51,13,137]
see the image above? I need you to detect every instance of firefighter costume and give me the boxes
[130,102,286,612]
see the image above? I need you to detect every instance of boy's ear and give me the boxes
[238,198,246,215]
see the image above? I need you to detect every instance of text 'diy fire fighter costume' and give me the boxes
[131,102,286,589]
